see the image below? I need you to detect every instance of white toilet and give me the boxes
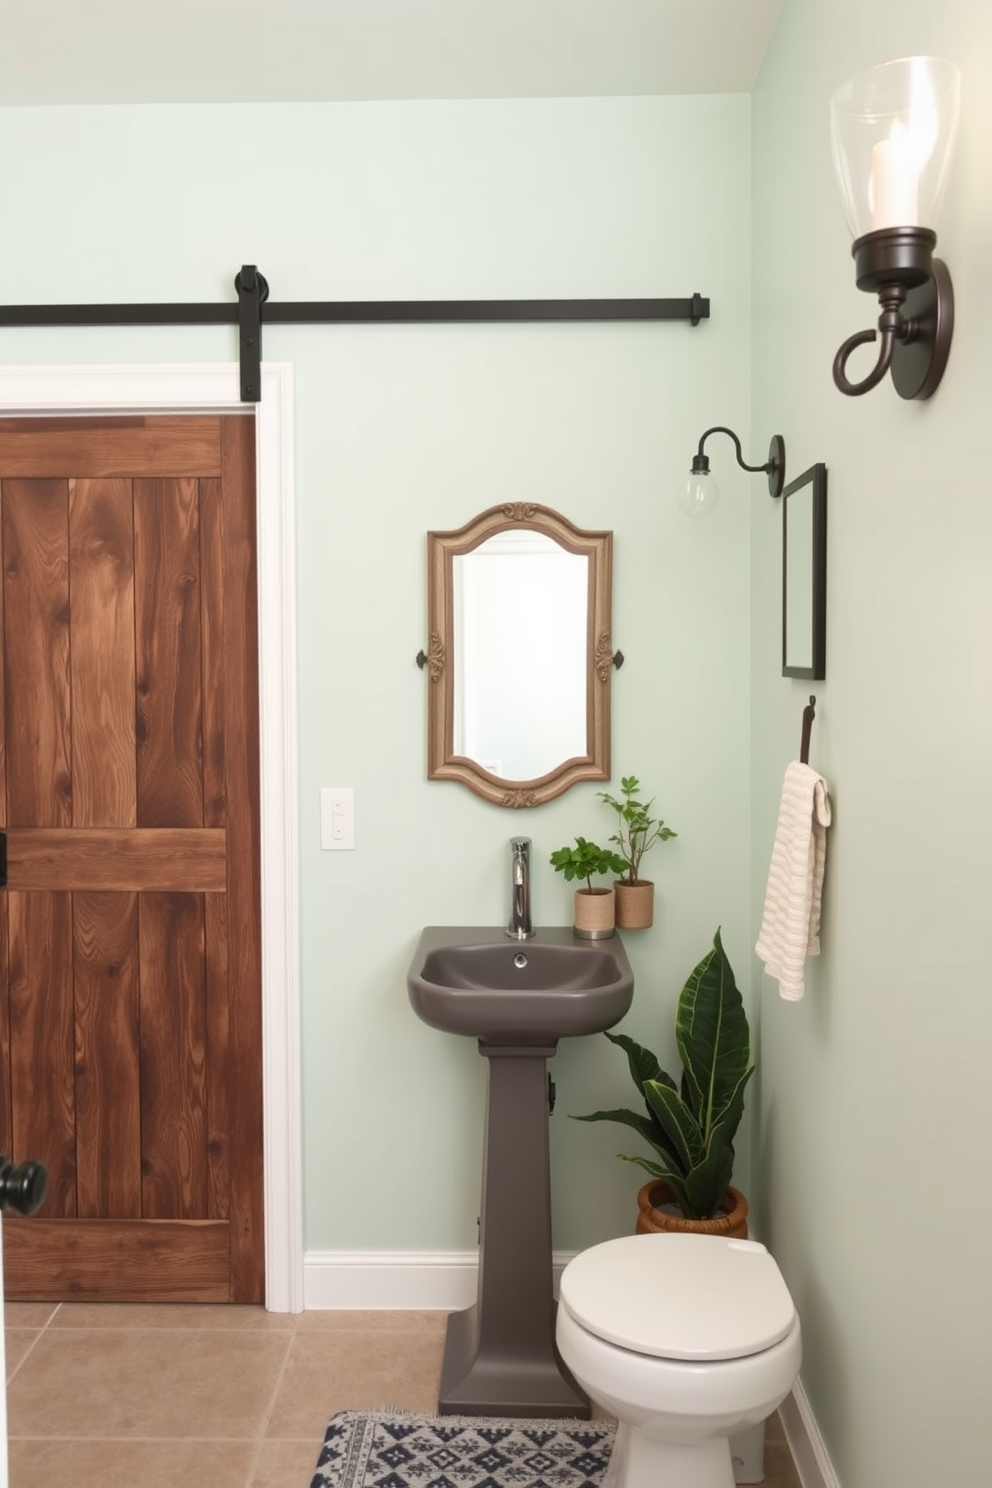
[556,1233,801,1488]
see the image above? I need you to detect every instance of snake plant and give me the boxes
[575,927,753,1220]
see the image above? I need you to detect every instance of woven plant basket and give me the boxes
[614,880,654,930]
[635,1179,749,1240]
[573,887,615,940]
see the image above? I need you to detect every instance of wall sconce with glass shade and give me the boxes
[681,425,786,516]
[830,56,961,398]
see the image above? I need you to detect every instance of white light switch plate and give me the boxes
[321,787,355,850]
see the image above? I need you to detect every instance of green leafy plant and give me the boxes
[597,775,677,884]
[574,928,753,1220]
[550,836,626,893]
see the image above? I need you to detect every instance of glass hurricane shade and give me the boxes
[830,56,961,239]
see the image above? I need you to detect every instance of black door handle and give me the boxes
[0,1156,48,1216]
[0,829,6,887]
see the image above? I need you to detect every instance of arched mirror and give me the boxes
[424,504,614,807]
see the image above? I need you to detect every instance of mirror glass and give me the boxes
[782,463,827,681]
[425,504,613,806]
[453,531,588,779]
[785,488,814,670]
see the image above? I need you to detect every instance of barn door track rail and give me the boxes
[0,266,711,403]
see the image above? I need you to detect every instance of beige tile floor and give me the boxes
[4,1302,802,1488]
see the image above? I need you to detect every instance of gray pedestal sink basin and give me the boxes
[409,926,634,1044]
[407,926,634,1418]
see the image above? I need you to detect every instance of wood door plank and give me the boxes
[139,894,208,1220]
[218,417,265,1302]
[2,1218,230,1302]
[7,893,76,1217]
[205,894,231,1221]
[134,478,204,827]
[68,479,137,827]
[0,418,222,479]
[0,485,6,825]
[73,893,141,1218]
[5,828,226,891]
[2,480,72,826]
[199,476,227,828]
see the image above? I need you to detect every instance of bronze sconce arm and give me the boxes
[832,226,954,400]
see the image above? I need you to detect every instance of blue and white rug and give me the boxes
[310,1409,617,1488]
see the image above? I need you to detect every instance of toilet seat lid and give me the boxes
[559,1234,796,1362]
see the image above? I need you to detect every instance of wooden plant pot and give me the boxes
[573,886,615,939]
[635,1179,749,1240]
[614,880,654,930]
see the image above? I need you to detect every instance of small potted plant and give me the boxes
[574,927,752,1235]
[550,836,627,939]
[597,774,677,929]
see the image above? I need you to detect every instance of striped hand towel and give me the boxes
[755,760,832,1001]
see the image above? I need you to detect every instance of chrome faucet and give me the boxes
[507,836,534,940]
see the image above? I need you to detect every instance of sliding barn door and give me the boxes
[0,414,264,1303]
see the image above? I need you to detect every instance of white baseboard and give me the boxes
[302,1249,575,1311]
[778,1378,841,1488]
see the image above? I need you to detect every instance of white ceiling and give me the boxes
[2,0,784,106]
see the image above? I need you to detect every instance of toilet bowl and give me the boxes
[556,1233,801,1488]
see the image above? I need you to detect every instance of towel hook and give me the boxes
[800,695,816,765]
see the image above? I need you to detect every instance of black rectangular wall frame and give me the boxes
[0,267,710,403]
[782,462,827,682]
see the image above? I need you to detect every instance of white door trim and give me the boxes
[0,362,303,1312]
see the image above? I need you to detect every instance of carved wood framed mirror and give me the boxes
[423,504,614,807]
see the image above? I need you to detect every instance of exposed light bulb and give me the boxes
[681,468,720,516]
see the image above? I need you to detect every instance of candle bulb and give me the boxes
[869,119,919,230]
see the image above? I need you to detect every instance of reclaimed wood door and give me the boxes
[0,413,264,1303]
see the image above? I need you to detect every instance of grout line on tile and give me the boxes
[5,1301,64,1386]
[46,1323,299,1336]
[8,1433,266,1444]
[242,1328,298,1487]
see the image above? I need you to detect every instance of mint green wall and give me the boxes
[0,96,755,1254]
[752,3,992,1484]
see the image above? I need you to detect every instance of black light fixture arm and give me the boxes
[691,425,786,499]
[692,425,771,475]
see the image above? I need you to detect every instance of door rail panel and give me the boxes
[2,1217,231,1302]
[3,828,227,891]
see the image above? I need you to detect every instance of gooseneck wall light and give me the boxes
[830,55,961,399]
[682,426,786,516]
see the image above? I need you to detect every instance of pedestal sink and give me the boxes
[408,926,634,1418]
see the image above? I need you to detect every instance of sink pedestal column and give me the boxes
[439,1041,589,1418]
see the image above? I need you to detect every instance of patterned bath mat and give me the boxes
[309,1409,617,1488]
